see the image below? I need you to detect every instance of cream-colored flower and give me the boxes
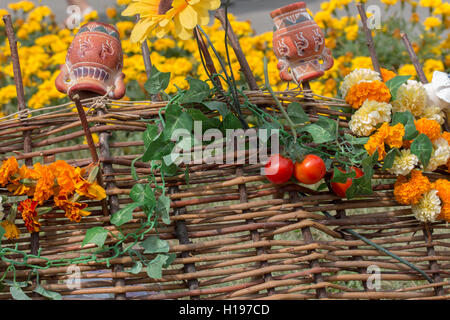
[412,189,441,223]
[388,149,419,176]
[340,68,381,98]
[349,100,392,136]
[425,137,450,172]
[421,105,445,125]
[392,80,427,117]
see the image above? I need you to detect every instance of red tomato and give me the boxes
[264,154,294,184]
[294,154,326,185]
[331,166,364,198]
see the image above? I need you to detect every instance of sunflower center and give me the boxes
[158,0,174,15]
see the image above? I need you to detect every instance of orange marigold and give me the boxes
[18,199,41,233]
[385,123,405,148]
[380,68,397,82]
[393,170,431,205]
[55,195,91,223]
[7,165,39,196]
[49,160,78,197]
[345,81,391,109]
[432,179,450,222]
[0,157,19,186]
[414,118,441,142]
[33,163,56,205]
[441,131,450,145]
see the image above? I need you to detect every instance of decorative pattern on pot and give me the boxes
[271,2,334,84]
[55,22,126,99]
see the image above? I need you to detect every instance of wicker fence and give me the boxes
[0,90,449,300]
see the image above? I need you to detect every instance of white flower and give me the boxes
[425,137,450,172]
[392,80,427,117]
[424,71,450,111]
[421,105,445,125]
[412,189,441,223]
[349,100,392,136]
[388,149,419,176]
[340,68,381,98]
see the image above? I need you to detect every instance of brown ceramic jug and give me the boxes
[55,22,126,99]
[271,2,334,84]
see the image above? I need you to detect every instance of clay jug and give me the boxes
[55,22,126,99]
[271,2,334,84]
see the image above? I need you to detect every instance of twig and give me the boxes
[400,33,428,84]
[263,57,297,140]
[356,3,381,75]
[215,8,259,91]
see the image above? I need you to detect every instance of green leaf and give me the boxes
[187,108,221,132]
[300,116,337,144]
[163,253,177,268]
[130,184,146,203]
[385,75,411,100]
[4,280,28,288]
[110,202,142,227]
[141,185,156,216]
[411,133,433,168]
[331,167,356,184]
[180,77,210,104]
[287,102,309,124]
[130,156,142,181]
[146,254,169,279]
[82,227,108,248]
[346,152,377,199]
[202,101,230,117]
[0,225,5,241]
[392,111,418,140]
[143,124,159,148]
[155,195,171,225]
[140,236,170,254]
[144,65,171,95]
[33,285,62,300]
[10,286,31,300]
[222,113,243,130]
[142,130,175,162]
[163,110,193,141]
[126,261,143,275]
[382,148,400,170]
[285,139,308,162]
[344,134,369,145]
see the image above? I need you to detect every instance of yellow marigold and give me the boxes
[423,16,441,31]
[32,163,56,205]
[8,1,35,12]
[414,118,441,142]
[394,170,431,205]
[1,220,20,240]
[106,7,117,19]
[386,123,405,148]
[380,68,397,82]
[0,157,19,187]
[18,199,41,233]
[346,80,391,109]
[397,64,416,79]
[423,59,444,82]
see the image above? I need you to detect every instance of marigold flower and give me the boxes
[394,170,431,205]
[33,163,56,205]
[414,118,441,142]
[340,68,381,98]
[385,123,405,148]
[397,64,416,79]
[365,122,389,160]
[349,100,392,136]
[55,196,91,223]
[18,199,41,233]
[0,220,20,240]
[380,68,397,82]
[425,137,450,172]
[346,81,391,109]
[388,149,419,176]
[7,165,39,196]
[0,157,19,186]
[412,189,441,222]
[392,80,427,117]
[432,179,450,222]
[423,16,441,31]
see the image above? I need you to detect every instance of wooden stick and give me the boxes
[400,32,428,84]
[214,8,259,91]
[356,3,382,75]
[3,14,41,256]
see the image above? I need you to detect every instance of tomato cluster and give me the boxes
[264,154,364,198]
[264,154,326,185]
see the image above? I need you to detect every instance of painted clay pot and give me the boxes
[271,2,334,84]
[55,22,126,99]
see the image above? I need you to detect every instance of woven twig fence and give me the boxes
[0,89,449,300]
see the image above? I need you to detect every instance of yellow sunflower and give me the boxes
[122,0,221,42]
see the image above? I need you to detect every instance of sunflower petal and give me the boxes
[178,4,198,30]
